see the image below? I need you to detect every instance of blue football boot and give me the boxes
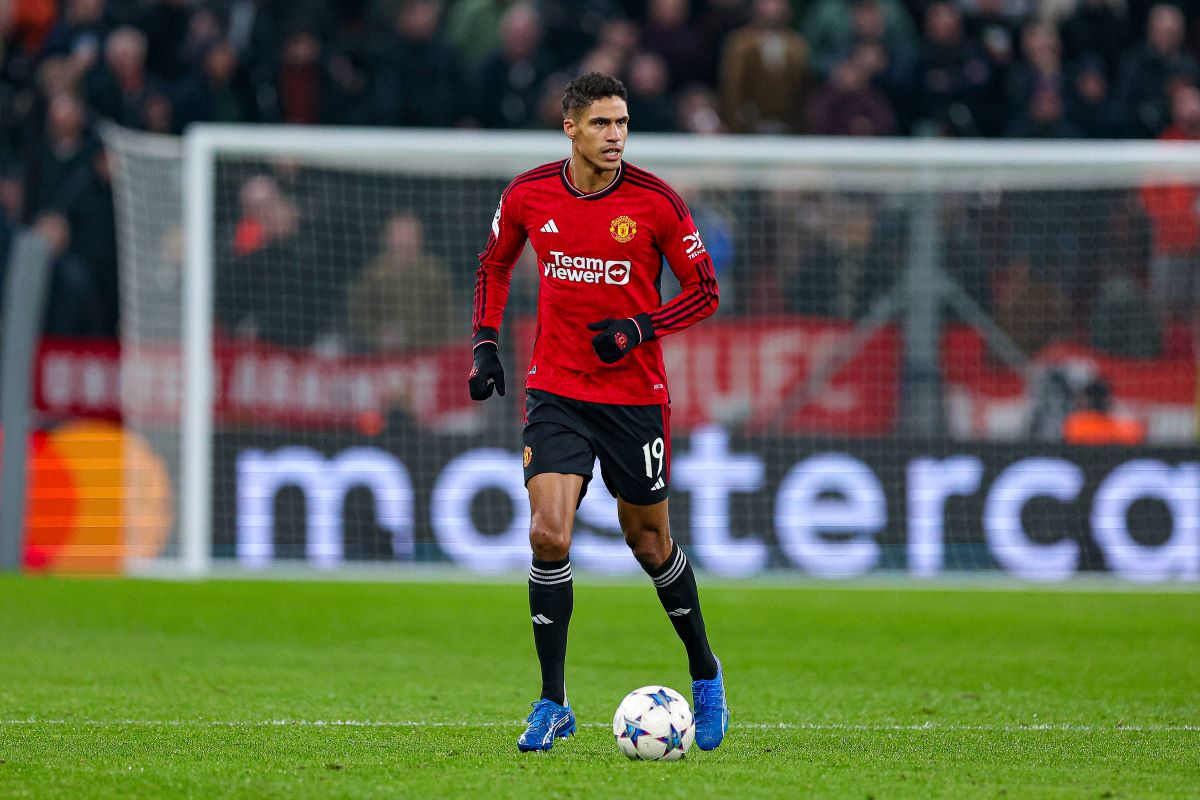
[517,698,576,752]
[692,657,730,750]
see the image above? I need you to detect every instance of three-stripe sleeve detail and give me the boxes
[650,256,719,334]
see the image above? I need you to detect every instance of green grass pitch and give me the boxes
[0,576,1196,798]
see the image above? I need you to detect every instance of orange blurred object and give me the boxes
[355,409,386,437]
[1062,411,1147,447]
[20,421,173,574]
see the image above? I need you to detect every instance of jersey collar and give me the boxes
[560,159,624,200]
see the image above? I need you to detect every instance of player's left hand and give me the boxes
[469,342,506,400]
[588,317,647,364]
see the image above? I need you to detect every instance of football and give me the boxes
[612,685,695,761]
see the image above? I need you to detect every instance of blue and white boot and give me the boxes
[692,658,729,750]
[517,698,576,752]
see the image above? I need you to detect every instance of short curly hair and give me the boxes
[562,72,628,118]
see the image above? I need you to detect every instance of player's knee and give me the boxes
[625,529,670,570]
[529,522,570,561]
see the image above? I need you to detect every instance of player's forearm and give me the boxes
[646,257,720,338]
[646,289,719,337]
[472,261,514,337]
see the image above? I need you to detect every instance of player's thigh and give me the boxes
[524,421,589,554]
[524,388,597,480]
[617,496,670,532]
[589,402,670,507]
[523,391,598,530]
[527,472,587,547]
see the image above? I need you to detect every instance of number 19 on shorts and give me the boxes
[642,437,665,479]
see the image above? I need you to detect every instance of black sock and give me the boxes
[647,544,718,681]
[529,556,573,706]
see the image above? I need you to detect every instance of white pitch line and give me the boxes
[0,720,1196,732]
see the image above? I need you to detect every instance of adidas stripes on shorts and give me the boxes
[522,389,670,506]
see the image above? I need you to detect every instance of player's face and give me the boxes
[565,96,629,172]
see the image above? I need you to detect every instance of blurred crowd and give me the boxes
[2,0,1200,355]
[11,0,1200,143]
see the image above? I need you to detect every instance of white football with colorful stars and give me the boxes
[612,685,695,761]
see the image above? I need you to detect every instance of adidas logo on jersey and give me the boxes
[667,608,692,617]
[532,614,554,625]
[650,477,665,491]
[540,219,559,233]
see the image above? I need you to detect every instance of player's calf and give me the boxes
[645,544,719,681]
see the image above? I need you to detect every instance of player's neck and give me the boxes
[566,155,619,194]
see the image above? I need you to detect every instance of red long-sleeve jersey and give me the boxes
[472,159,719,405]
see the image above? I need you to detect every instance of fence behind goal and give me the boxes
[101,125,1200,581]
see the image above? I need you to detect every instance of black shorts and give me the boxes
[522,389,670,506]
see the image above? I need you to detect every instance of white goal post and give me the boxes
[104,123,1200,580]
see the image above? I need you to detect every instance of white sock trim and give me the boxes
[652,549,687,588]
[529,562,572,586]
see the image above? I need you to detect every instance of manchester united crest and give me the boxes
[523,446,533,468]
[610,215,637,243]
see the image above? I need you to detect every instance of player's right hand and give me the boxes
[469,342,506,400]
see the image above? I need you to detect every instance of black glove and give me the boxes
[468,328,505,400]
[588,314,653,364]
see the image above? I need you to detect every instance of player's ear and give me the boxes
[563,115,576,140]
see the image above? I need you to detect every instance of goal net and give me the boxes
[103,125,1200,582]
